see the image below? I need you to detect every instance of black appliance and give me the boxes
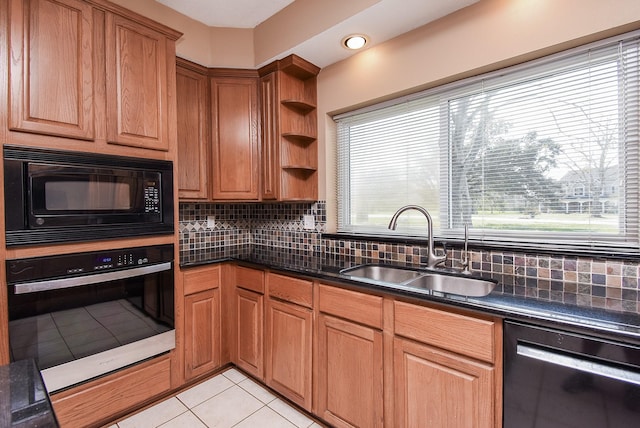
[6,244,175,392]
[504,320,640,427]
[3,145,174,246]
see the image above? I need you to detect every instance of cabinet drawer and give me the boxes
[394,301,495,363]
[183,265,221,295]
[52,356,171,427]
[236,266,265,293]
[267,273,313,308]
[318,284,383,329]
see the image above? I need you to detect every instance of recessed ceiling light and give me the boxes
[342,34,368,50]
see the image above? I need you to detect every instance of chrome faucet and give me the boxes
[461,223,471,274]
[388,205,446,269]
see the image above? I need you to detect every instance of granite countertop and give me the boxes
[0,359,59,428]
[181,246,640,345]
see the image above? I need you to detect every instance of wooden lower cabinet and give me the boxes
[316,313,384,427]
[183,265,222,380]
[265,273,314,412]
[52,356,171,427]
[265,297,313,410]
[393,300,499,428]
[234,266,265,378]
[315,284,385,427]
[236,287,264,378]
[393,337,494,428]
[184,289,221,380]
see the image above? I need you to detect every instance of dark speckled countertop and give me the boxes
[0,359,59,428]
[181,246,640,346]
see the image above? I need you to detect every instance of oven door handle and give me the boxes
[517,342,640,386]
[12,262,173,294]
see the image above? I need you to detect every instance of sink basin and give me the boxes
[340,264,496,297]
[404,274,496,297]
[340,265,422,283]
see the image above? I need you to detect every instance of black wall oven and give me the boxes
[6,244,175,393]
[3,145,174,246]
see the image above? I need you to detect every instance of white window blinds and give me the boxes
[336,31,640,253]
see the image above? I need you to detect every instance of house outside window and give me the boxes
[336,31,640,253]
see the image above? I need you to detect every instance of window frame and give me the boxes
[335,30,640,255]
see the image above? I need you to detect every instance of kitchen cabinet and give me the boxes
[176,58,210,199]
[8,0,95,140]
[105,11,174,152]
[234,266,265,379]
[210,71,260,200]
[265,272,313,410]
[6,0,181,156]
[259,55,320,201]
[183,265,222,380]
[52,355,171,427]
[316,284,385,428]
[393,301,499,428]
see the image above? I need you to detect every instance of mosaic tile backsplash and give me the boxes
[179,201,640,314]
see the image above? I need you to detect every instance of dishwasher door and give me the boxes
[504,321,640,428]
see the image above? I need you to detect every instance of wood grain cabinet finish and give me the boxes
[393,301,498,428]
[316,285,384,428]
[6,0,181,155]
[210,73,260,200]
[176,59,210,199]
[183,265,222,380]
[105,12,171,151]
[234,266,265,379]
[259,55,320,201]
[265,273,313,410]
[52,356,171,427]
[8,0,95,140]
[393,337,494,428]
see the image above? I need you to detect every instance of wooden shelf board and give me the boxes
[282,133,316,144]
[281,99,316,114]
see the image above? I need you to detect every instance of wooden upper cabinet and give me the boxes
[105,12,170,151]
[259,55,320,201]
[210,72,260,200]
[8,0,95,140]
[176,59,210,199]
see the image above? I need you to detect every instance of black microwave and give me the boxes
[3,145,174,246]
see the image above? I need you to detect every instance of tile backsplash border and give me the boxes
[179,201,639,314]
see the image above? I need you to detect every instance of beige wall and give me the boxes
[318,0,640,231]
[109,0,255,67]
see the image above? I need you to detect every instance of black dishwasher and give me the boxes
[504,320,640,427]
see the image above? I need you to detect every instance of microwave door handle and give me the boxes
[517,342,640,386]
[12,262,172,294]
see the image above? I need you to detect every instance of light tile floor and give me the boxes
[110,368,324,428]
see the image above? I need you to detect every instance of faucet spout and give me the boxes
[388,205,446,269]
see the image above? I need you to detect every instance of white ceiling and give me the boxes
[155,0,479,68]
[156,0,294,28]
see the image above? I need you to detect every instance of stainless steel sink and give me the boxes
[340,264,496,297]
[403,273,496,297]
[340,265,423,283]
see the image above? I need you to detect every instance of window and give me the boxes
[336,31,640,253]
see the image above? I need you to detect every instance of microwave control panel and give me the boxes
[144,180,161,213]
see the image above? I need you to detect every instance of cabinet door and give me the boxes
[184,289,221,380]
[236,287,264,379]
[8,0,95,140]
[394,337,494,428]
[260,72,279,200]
[176,61,210,199]
[210,76,259,200]
[317,314,384,428]
[105,12,170,151]
[265,298,312,410]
